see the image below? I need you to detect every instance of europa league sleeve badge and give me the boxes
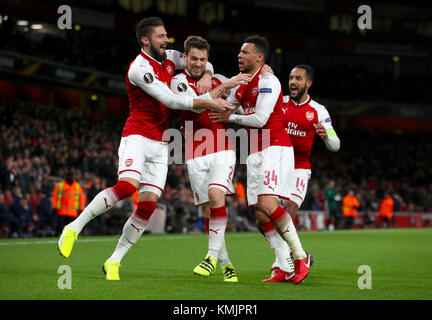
[143,72,154,84]
[177,83,188,92]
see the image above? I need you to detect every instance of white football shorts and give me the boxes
[117,134,168,197]
[246,145,294,206]
[186,150,236,206]
[288,168,312,208]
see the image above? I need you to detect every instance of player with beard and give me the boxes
[57,17,234,280]
[260,64,340,282]
[170,36,250,282]
[210,36,312,284]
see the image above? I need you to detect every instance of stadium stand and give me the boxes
[0,98,431,237]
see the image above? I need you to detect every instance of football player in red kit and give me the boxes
[58,17,234,280]
[170,36,251,282]
[210,36,312,284]
[261,64,340,282]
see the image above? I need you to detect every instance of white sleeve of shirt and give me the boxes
[212,73,229,83]
[228,74,281,128]
[225,85,242,112]
[313,101,340,152]
[170,74,198,98]
[169,74,210,113]
[316,103,333,131]
[128,61,194,110]
[165,49,214,73]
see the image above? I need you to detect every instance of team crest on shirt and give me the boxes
[143,73,154,84]
[166,65,174,75]
[305,111,314,121]
[251,87,259,96]
[125,159,133,167]
[177,83,188,92]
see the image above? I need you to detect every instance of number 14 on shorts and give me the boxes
[264,170,278,186]
[296,177,305,193]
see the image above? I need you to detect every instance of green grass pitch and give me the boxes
[0,228,431,300]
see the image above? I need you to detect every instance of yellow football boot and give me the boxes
[102,260,121,280]
[222,264,238,282]
[193,255,217,277]
[58,226,78,258]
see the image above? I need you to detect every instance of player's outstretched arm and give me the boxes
[226,74,280,128]
[130,63,227,112]
[207,73,251,100]
[193,98,234,113]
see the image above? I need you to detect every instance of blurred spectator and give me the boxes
[379,193,395,228]
[85,175,108,235]
[0,191,21,238]
[51,172,86,236]
[226,196,256,232]
[342,190,360,229]
[324,180,341,230]
[33,187,56,237]
[10,193,35,238]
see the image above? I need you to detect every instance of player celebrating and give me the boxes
[170,36,250,282]
[57,17,234,280]
[261,64,340,282]
[210,36,312,284]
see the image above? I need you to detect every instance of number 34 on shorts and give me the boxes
[264,170,278,188]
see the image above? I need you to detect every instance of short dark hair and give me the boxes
[293,64,315,82]
[244,35,269,61]
[136,17,165,47]
[184,36,211,55]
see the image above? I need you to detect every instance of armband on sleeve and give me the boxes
[324,128,340,152]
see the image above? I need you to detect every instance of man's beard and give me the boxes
[290,85,307,102]
[189,69,205,80]
[239,64,252,74]
[150,43,167,62]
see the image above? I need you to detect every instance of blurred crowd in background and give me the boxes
[1,9,431,105]
[1,99,431,238]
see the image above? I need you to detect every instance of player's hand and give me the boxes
[225,73,251,89]
[207,98,234,113]
[197,72,212,95]
[313,123,328,140]
[208,110,232,123]
[261,64,274,76]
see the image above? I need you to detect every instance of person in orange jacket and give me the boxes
[379,193,394,228]
[52,173,86,236]
[342,190,360,229]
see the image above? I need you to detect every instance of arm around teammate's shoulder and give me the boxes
[128,61,195,110]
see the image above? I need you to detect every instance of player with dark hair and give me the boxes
[259,64,340,282]
[170,35,250,282]
[57,17,234,280]
[210,35,312,284]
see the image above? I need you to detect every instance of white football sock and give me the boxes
[108,214,148,263]
[68,188,118,234]
[277,216,306,260]
[218,239,232,267]
[264,227,294,273]
[207,207,227,259]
